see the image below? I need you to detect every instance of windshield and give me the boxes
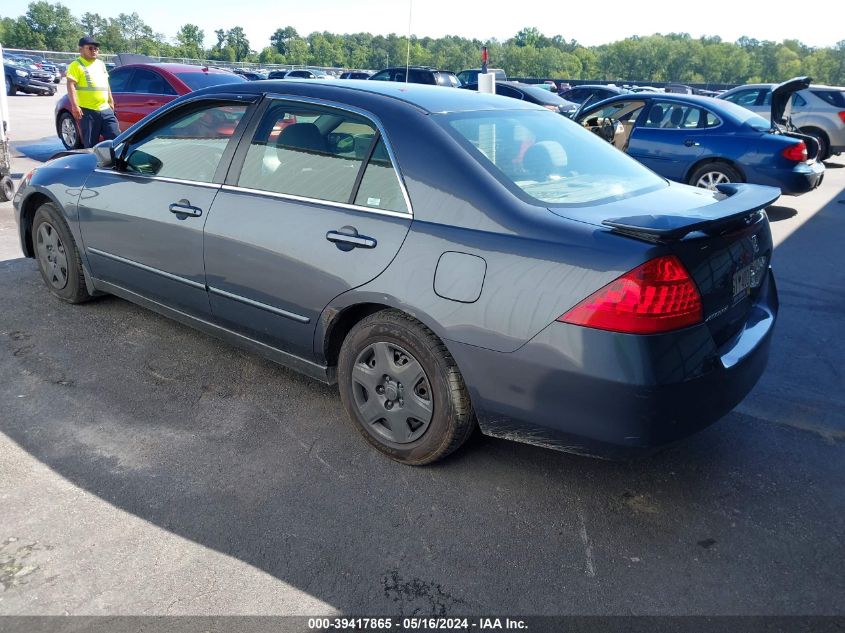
[442,110,666,205]
[175,72,247,91]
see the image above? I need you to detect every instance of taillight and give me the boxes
[781,141,807,162]
[838,112,845,124]
[558,255,703,334]
[543,105,558,112]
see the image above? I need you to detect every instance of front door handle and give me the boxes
[684,139,700,147]
[169,201,203,217]
[326,229,377,250]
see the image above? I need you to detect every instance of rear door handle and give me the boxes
[684,139,700,147]
[326,229,377,249]
[169,202,203,217]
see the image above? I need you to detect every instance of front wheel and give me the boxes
[337,310,475,465]
[32,203,92,304]
[5,75,15,96]
[58,111,82,149]
[689,162,741,190]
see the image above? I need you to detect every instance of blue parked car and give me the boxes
[15,80,781,464]
[575,90,825,194]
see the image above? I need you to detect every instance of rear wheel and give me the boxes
[689,162,741,190]
[32,203,92,304]
[337,310,475,465]
[800,128,830,161]
[58,111,82,149]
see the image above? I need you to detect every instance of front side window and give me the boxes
[237,102,408,212]
[108,68,133,93]
[444,110,665,205]
[128,69,177,95]
[123,102,247,182]
[369,70,393,82]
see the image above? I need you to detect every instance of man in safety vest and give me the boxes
[66,36,119,148]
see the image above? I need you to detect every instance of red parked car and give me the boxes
[55,63,246,149]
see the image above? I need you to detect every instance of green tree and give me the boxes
[23,1,80,50]
[270,26,299,55]
[175,23,204,58]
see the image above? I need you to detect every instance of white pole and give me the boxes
[405,0,412,84]
[0,46,10,138]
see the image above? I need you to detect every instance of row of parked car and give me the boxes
[4,53,63,96]
[50,60,841,199]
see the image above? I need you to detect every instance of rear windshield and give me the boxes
[518,85,568,105]
[442,110,666,206]
[811,90,845,107]
[714,99,771,131]
[175,72,247,91]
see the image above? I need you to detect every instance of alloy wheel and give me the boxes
[695,171,730,190]
[350,341,433,444]
[60,115,78,149]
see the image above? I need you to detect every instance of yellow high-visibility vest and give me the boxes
[67,57,110,111]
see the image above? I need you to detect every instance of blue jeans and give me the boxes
[80,107,120,148]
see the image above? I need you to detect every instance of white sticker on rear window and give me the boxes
[367,197,381,206]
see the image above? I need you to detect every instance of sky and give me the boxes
[3,0,844,51]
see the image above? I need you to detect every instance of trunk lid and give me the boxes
[552,182,780,345]
[771,76,811,127]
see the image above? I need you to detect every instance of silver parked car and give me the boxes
[719,77,845,160]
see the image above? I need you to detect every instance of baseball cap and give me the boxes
[79,36,100,47]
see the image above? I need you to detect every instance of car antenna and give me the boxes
[405,0,412,85]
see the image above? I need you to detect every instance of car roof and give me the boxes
[190,78,544,114]
[118,62,233,74]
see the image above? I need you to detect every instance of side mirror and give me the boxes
[93,140,115,168]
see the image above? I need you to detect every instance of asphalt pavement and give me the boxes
[0,86,843,617]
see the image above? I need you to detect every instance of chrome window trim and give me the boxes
[93,169,222,189]
[250,93,414,216]
[220,185,412,220]
[88,248,206,290]
[208,286,310,324]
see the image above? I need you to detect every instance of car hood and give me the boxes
[771,76,811,125]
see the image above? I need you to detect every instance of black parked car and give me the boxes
[4,59,56,96]
[461,80,579,116]
[369,66,460,87]
[14,80,780,465]
[340,71,371,79]
[559,84,629,104]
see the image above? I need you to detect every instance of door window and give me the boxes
[108,68,133,93]
[237,102,408,211]
[123,102,248,182]
[128,69,177,95]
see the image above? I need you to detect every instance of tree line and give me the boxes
[3,2,845,84]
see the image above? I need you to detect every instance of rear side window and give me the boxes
[237,102,408,212]
[123,102,247,182]
[811,90,845,107]
[724,89,762,107]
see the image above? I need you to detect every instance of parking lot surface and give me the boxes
[1,87,844,616]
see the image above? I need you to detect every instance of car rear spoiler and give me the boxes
[602,184,781,242]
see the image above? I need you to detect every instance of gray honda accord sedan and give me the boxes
[14,80,780,464]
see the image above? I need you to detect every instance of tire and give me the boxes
[337,309,475,465]
[0,176,14,202]
[5,74,15,96]
[800,128,830,161]
[32,203,92,304]
[689,162,742,190]
[58,111,82,150]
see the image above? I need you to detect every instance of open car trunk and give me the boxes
[770,76,821,161]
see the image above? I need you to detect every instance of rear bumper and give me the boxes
[752,161,824,195]
[449,271,778,459]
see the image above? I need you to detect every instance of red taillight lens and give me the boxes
[838,112,845,124]
[781,141,807,162]
[558,255,703,334]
